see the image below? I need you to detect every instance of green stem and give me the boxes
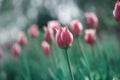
[22,47,31,80]
[103,50,110,80]
[77,37,93,80]
[78,38,89,68]
[51,43,57,68]
[65,49,74,80]
[91,45,95,57]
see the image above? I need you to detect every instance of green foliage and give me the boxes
[0,32,120,80]
[0,0,120,80]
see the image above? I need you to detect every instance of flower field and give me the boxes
[0,0,120,80]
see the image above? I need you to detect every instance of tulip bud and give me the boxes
[113,0,120,23]
[44,26,54,43]
[12,43,21,56]
[85,12,98,28]
[70,20,83,35]
[48,20,60,34]
[56,26,73,48]
[18,32,27,46]
[41,41,51,55]
[85,29,96,45]
[0,49,4,58]
[28,24,40,38]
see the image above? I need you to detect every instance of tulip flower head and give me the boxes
[18,32,27,46]
[70,20,83,36]
[48,20,60,34]
[85,12,98,28]
[113,0,120,23]
[56,26,73,49]
[28,24,40,38]
[41,41,51,55]
[85,29,96,45]
[12,43,21,57]
[44,26,54,43]
[56,26,64,48]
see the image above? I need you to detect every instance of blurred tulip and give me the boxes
[12,43,21,56]
[18,32,27,46]
[48,20,60,34]
[44,26,54,43]
[41,41,51,55]
[85,29,96,45]
[85,12,98,28]
[70,20,83,35]
[56,26,73,48]
[28,24,40,38]
[0,49,4,58]
[113,0,120,23]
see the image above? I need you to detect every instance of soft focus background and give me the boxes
[0,0,120,80]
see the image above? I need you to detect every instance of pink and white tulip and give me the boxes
[44,26,54,43]
[113,0,120,23]
[48,20,60,34]
[56,26,73,48]
[28,24,40,38]
[85,29,96,45]
[41,41,51,55]
[12,43,21,56]
[70,20,83,36]
[85,12,98,28]
[18,32,27,46]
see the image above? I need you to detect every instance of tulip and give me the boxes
[41,41,51,55]
[18,32,27,46]
[85,29,96,45]
[28,24,39,38]
[56,26,74,80]
[85,12,98,28]
[113,0,120,23]
[61,26,73,48]
[44,26,54,43]
[70,20,83,36]
[56,26,73,49]
[12,43,21,57]
[56,26,63,48]
[48,20,60,34]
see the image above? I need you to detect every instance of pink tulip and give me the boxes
[70,20,83,35]
[41,41,51,55]
[85,12,98,28]
[48,20,60,34]
[44,26,54,43]
[56,26,64,48]
[12,43,21,56]
[113,0,120,23]
[56,26,73,48]
[28,24,40,38]
[18,32,27,46]
[85,29,96,45]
